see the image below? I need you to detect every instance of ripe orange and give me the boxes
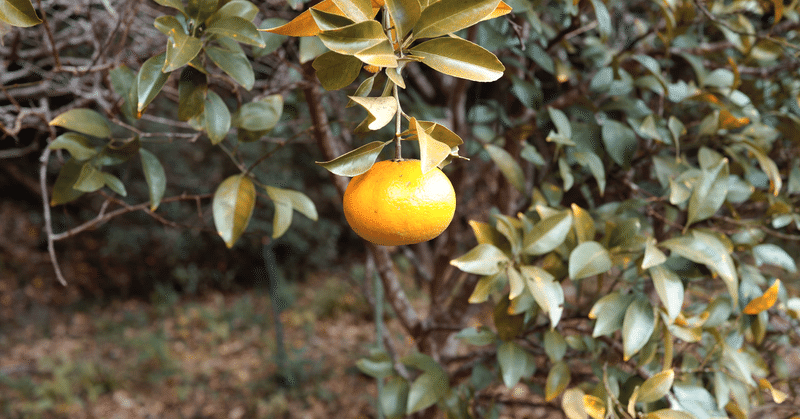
[343,159,456,246]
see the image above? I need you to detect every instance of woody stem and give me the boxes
[394,83,402,160]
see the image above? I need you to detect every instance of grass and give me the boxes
[0,272,380,418]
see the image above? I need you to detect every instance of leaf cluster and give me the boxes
[45,0,316,248]
[267,0,511,174]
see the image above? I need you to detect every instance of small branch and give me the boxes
[717,215,800,241]
[0,141,38,159]
[35,0,62,70]
[393,83,402,160]
[49,193,213,242]
[40,147,67,286]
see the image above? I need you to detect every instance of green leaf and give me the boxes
[312,51,363,91]
[450,243,509,276]
[416,118,451,174]
[410,120,464,148]
[544,329,567,362]
[163,28,203,72]
[332,0,373,22]
[316,140,390,176]
[49,109,112,139]
[205,16,266,47]
[317,20,387,55]
[349,96,397,131]
[662,230,738,307]
[73,163,105,193]
[649,265,683,323]
[204,90,231,144]
[385,0,420,39]
[753,244,797,273]
[568,241,612,280]
[638,369,674,404]
[406,370,448,414]
[523,210,573,255]
[178,67,208,121]
[206,0,259,26]
[498,341,535,388]
[574,151,606,195]
[381,377,410,419]
[254,18,289,58]
[602,119,637,167]
[0,0,42,27]
[704,296,732,328]
[589,292,633,337]
[485,144,525,193]
[667,116,685,145]
[271,201,292,241]
[520,265,564,327]
[686,157,729,226]
[299,33,329,63]
[738,140,782,196]
[455,327,496,346]
[641,238,667,269]
[468,274,498,304]
[355,40,399,67]
[50,159,86,206]
[310,8,355,31]
[153,0,185,13]
[102,172,127,196]
[562,388,588,419]
[356,350,394,378]
[206,39,255,90]
[96,137,140,166]
[569,204,593,244]
[545,361,570,402]
[137,53,170,113]
[347,74,376,106]
[187,0,218,24]
[48,133,97,161]
[413,0,500,39]
[588,0,611,38]
[622,296,655,361]
[385,63,406,88]
[265,186,318,238]
[139,149,166,211]
[233,95,283,131]
[507,266,524,300]
[110,65,138,120]
[212,174,256,248]
[558,158,574,191]
[409,37,504,82]
[642,409,696,419]
[548,107,572,138]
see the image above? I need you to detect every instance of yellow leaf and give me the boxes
[758,378,788,403]
[743,279,780,315]
[771,0,783,25]
[583,395,605,419]
[260,0,345,36]
[718,109,749,129]
[482,0,512,21]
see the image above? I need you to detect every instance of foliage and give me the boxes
[3,0,800,418]
[441,0,800,418]
[44,0,317,249]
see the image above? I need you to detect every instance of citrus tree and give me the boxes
[3,0,800,417]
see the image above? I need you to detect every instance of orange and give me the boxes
[343,159,456,246]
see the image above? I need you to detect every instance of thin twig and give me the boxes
[49,193,213,241]
[35,0,62,70]
[40,147,67,286]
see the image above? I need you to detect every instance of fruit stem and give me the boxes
[393,83,402,160]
